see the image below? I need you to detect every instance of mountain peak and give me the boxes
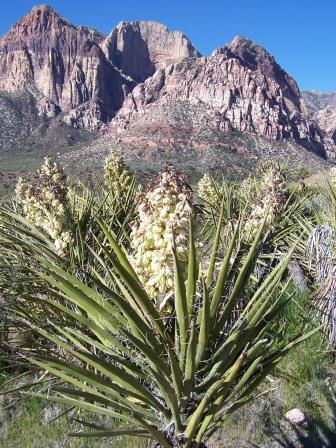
[113,20,199,45]
[4,3,73,36]
[31,4,54,12]
[211,35,305,113]
[103,20,200,82]
[230,35,255,46]
[224,36,275,65]
[212,36,269,61]
[116,20,168,30]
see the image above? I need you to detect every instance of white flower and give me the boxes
[104,150,132,196]
[130,166,193,308]
[198,173,219,206]
[244,162,286,238]
[15,157,73,256]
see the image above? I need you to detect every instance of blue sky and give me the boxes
[0,0,335,92]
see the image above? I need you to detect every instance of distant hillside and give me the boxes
[302,91,336,143]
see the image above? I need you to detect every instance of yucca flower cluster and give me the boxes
[130,166,193,309]
[15,157,72,255]
[197,173,219,206]
[104,150,132,196]
[244,163,286,238]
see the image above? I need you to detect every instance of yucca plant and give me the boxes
[0,159,140,371]
[0,205,316,448]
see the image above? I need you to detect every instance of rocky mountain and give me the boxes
[0,4,335,189]
[111,37,334,159]
[218,37,308,115]
[0,5,201,132]
[302,91,336,143]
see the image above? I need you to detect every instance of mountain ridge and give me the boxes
[0,4,335,190]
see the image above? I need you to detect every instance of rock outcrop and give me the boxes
[314,107,336,143]
[0,4,131,130]
[111,37,334,159]
[302,90,336,115]
[216,37,308,116]
[102,21,200,82]
[302,91,336,143]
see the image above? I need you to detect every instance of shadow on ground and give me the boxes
[262,383,336,448]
